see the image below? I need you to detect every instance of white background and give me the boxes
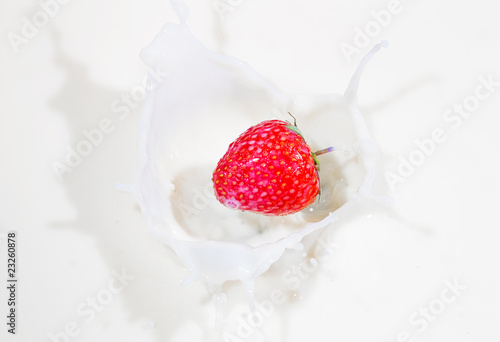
[1,0,499,341]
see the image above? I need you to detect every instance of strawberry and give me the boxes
[212,118,330,216]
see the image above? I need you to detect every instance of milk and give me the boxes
[126,1,390,338]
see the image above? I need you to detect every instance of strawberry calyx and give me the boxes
[284,114,334,172]
[284,114,334,200]
[285,123,321,171]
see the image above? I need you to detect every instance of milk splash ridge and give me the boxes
[132,0,389,336]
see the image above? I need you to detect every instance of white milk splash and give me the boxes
[126,0,390,339]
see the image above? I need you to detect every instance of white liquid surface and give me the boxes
[127,2,390,338]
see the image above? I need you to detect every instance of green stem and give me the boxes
[314,146,335,156]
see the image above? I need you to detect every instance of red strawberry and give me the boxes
[213,119,328,216]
